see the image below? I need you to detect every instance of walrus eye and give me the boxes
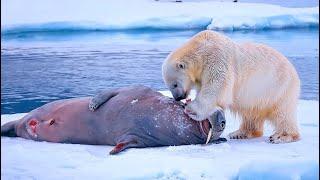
[49,119,55,125]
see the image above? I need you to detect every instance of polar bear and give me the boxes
[162,30,300,143]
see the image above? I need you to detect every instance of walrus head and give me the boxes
[176,100,225,144]
[199,108,226,144]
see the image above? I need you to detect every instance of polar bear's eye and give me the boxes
[177,63,185,70]
[173,83,178,88]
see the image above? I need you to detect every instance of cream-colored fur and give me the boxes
[162,30,300,143]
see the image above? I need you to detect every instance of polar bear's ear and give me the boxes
[176,62,186,70]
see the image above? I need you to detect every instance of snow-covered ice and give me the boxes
[1,91,319,179]
[1,0,318,34]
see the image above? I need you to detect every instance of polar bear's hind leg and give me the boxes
[229,109,266,139]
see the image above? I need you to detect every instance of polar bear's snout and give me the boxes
[172,88,187,101]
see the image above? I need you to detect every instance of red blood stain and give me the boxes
[29,119,37,133]
[29,120,37,126]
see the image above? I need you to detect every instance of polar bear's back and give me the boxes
[234,42,300,108]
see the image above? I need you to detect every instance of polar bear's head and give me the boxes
[162,46,204,101]
[162,57,192,101]
[162,32,209,101]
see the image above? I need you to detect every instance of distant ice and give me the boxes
[1,91,319,179]
[1,0,318,34]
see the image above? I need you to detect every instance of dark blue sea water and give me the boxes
[1,28,319,114]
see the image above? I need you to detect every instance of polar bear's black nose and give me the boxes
[174,96,184,101]
[173,92,187,101]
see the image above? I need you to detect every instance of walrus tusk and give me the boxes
[206,128,213,144]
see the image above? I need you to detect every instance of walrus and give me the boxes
[1,86,226,155]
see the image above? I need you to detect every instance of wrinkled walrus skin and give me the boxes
[1,86,226,154]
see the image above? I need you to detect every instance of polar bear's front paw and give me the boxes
[184,102,207,121]
[268,132,300,144]
[184,108,199,120]
[229,130,248,139]
[89,99,100,111]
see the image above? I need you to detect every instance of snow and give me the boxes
[1,91,319,179]
[131,99,139,104]
[1,0,318,34]
[237,160,319,179]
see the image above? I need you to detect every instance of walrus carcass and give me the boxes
[1,86,226,154]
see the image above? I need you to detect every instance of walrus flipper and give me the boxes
[1,120,19,137]
[109,138,139,155]
[89,89,118,111]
